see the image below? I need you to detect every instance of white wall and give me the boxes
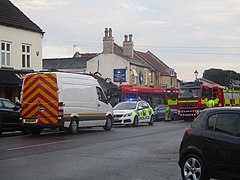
[87,54,130,85]
[0,25,43,70]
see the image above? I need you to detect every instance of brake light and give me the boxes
[183,127,193,138]
[58,102,64,117]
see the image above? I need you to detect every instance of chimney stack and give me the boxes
[103,28,114,54]
[123,34,134,58]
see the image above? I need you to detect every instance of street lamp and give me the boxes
[194,70,198,81]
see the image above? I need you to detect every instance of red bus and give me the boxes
[106,84,179,108]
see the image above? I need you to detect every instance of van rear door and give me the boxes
[21,73,59,125]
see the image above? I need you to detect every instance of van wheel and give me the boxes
[181,154,208,180]
[148,115,154,126]
[21,128,31,135]
[31,128,41,135]
[133,116,138,126]
[103,116,112,131]
[69,119,78,134]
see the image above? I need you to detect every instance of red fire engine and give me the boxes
[178,81,240,121]
[106,84,179,108]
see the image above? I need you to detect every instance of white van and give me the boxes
[21,72,113,135]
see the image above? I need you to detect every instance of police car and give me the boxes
[113,101,154,126]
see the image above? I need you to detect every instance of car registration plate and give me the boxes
[25,119,38,123]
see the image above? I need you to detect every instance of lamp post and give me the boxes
[194,70,198,81]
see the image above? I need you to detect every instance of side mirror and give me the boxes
[13,106,20,111]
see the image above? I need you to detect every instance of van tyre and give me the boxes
[21,128,31,135]
[69,119,79,134]
[103,116,112,131]
[148,115,154,126]
[180,153,208,180]
[133,116,138,126]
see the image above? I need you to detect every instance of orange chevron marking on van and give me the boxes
[22,73,59,125]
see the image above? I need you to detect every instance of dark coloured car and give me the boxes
[154,105,179,121]
[0,98,21,135]
[178,107,240,180]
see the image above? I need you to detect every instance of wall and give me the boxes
[87,54,130,85]
[0,25,43,70]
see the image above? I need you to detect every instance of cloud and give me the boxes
[10,0,240,81]
[12,0,68,10]
[138,21,168,26]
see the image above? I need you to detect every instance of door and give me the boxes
[21,73,58,125]
[96,87,110,126]
[205,112,240,178]
[1,99,20,130]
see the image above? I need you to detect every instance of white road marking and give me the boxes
[7,140,73,151]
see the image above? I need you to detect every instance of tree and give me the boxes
[203,68,240,87]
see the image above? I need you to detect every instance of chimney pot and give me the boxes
[124,35,128,42]
[129,34,133,42]
[109,28,112,38]
[104,28,108,38]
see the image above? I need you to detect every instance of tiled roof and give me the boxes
[135,51,170,76]
[43,53,98,70]
[113,43,171,75]
[113,43,153,68]
[0,0,43,34]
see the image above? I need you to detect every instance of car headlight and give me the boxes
[123,112,132,117]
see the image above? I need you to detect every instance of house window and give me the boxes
[22,44,31,68]
[170,77,173,87]
[144,70,148,85]
[1,41,11,66]
[131,68,138,85]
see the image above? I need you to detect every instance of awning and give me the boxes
[132,69,138,77]
[0,68,33,87]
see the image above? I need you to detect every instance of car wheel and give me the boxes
[181,154,208,180]
[132,116,138,126]
[68,118,78,134]
[172,114,178,121]
[148,115,154,126]
[31,128,41,135]
[103,116,112,131]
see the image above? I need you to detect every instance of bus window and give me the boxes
[124,93,138,101]
[139,92,166,108]
[153,94,166,107]
[138,93,152,104]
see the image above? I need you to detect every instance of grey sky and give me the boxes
[12,0,240,81]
